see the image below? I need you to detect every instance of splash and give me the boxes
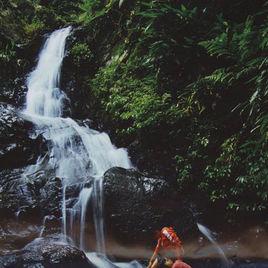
[197,223,230,267]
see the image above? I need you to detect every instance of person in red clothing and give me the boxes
[147,227,192,268]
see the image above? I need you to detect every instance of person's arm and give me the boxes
[180,246,185,256]
[173,245,184,260]
[150,258,159,268]
[147,238,161,268]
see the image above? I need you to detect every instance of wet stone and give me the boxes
[0,235,97,268]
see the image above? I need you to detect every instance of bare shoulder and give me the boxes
[172,260,192,268]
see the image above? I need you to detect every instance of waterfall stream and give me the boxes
[21,27,132,254]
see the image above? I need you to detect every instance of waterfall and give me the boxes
[22,27,132,252]
[25,27,70,117]
[78,188,93,250]
[93,177,105,252]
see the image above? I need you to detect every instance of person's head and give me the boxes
[157,227,183,258]
[160,227,182,248]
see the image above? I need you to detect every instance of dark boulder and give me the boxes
[103,167,196,244]
[0,235,96,268]
[0,103,46,169]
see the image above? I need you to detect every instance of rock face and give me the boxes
[0,235,96,268]
[0,103,45,169]
[0,103,61,219]
[103,167,196,244]
[0,168,62,219]
[0,32,46,108]
[0,78,27,108]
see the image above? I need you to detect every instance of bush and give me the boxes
[86,0,268,221]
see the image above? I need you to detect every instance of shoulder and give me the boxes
[172,260,192,268]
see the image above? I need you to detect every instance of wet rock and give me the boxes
[0,103,46,169]
[0,78,27,107]
[0,103,61,221]
[76,119,102,133]
[0,220,40,253]
[25,174,62,217]
[0,32,47,107]
[0,235,96,268]
[40,215,62,237]
[61,27,95,120]
[0,168,34,218]
[0,166,62,219]
[103,167,196,244]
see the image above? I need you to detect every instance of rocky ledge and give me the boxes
[0,102,45,169]
[0,235,96,268]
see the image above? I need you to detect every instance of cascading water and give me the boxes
[22,27,132,254]
[25,27,70,117]
[93,177,105,252]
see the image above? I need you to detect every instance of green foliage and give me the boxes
[78,0,99,23]
[24,20,45,37]
[0,0,80,42]
[70,43,92,67]
[77,0,119,24]
[91,58,181,135]
[0,0,81,79]
[174,3,268,217]
[0,43,16,63]
[86,0,268,221]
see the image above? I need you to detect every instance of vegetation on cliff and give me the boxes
[1,0,268,225]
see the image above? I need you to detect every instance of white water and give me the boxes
[197,223,230,267]
[25,28,70,117]
[86,253,143,268]
[93,177,106,252]
[22,27,132,256]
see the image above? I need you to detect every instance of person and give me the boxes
[147,227,192,268]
